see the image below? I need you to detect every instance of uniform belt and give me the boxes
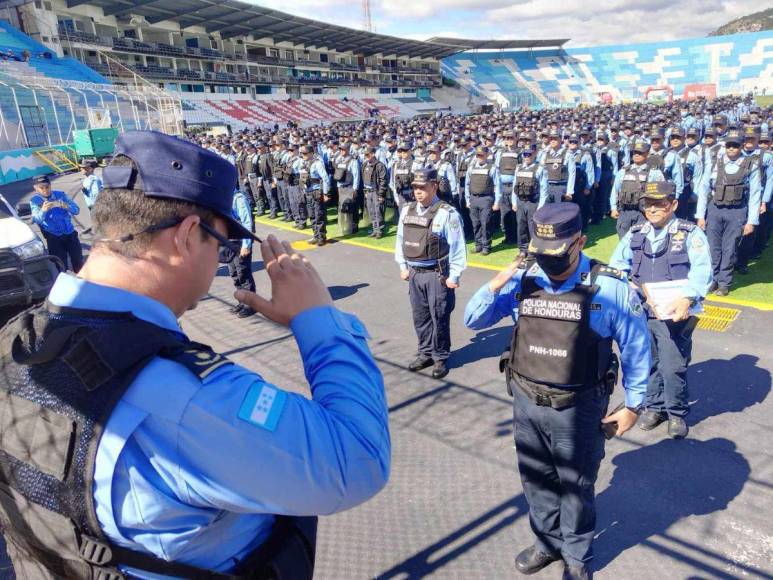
[511,375,605,410]
[620,204,639,210]
[409,264,439,272]
[712,202,747,208]
[547,180,567,185]
[471,191,494,196]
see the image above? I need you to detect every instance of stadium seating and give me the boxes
[181,96,410,129]
[0,20,108,84]
[442,31,773,107]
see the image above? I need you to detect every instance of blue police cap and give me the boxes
[102,131,255,241]
[411,167,438,186]
[528,202,582,256]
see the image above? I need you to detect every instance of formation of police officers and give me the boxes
[189,93,771,301]
[0,94,768,580]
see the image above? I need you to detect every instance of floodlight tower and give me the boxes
[362,0,373,32]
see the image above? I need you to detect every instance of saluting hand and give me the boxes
[488,257,523,293]
[235,234,332,326]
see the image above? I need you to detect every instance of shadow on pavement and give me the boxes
[594,437,752,575]
[451,326,511,369]
[328,283,369,301]
[376,494,529,579]
[688,354,771,427]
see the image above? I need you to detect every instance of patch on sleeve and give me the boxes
[238,382,287,431]
[628,291,644,317]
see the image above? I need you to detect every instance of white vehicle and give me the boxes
[0,192,61,325]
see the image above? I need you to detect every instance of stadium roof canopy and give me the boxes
[426,38,570,50]
[68,0,465,58]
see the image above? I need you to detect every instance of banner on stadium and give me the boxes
[683,83,717,100]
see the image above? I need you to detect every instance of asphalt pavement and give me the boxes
[0,173,771,579]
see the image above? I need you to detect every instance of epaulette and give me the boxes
[629,223,646,233]
[590,260,626,282]
[676,219,696,232]
[164,343,233,380]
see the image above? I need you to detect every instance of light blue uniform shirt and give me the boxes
[541,146,577,196]
[697,153,763,225]
[610,165,665,209]
[510,162,549,209]
[30,189,80,236]
[47,274,390,577]
[610,218,713,314]
[82,174,103,209]
[463,254,650,408]
[434,160,458,197]
[395,197,467,284]
[293,157,330,194]
[232,190,253,251]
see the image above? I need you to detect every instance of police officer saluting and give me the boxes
[0,131,391,579]
[464,202,650,579]
[396,168,467,379]
[610,181,713,439]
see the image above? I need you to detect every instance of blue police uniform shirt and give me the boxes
[575,147,596,190]
[395,196,467,284]
[463,254,651,408]
[510,162,549,209]
[347,157,362,191]
[762,151,773,204]
[610,218,713,315]
[232,190,253,251]
[542,146,576,196]
[697,153,763,225]
[437,160,458,197]
[662,149,685,198]
[610,165,665,209]
[30,189,80,236]
[293,157,330,194]
[46,274,390,578]
[82,174,103,209]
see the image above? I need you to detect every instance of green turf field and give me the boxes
[755,95,773,108]
[257,207,773,307]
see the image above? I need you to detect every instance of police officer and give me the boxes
[227,185,258,319]
[286,143,307,229]
[298,144,331,246]
[80,158,102,211]
[610,139,665,238]
[396,168,467,380]
[30,174,84,272]
[362,145,389,238]
[511,142,548,254]
[391,142,415,220]
[333,143,361,236]
[540,130,576,209]
[496,130,521,244]
[610,181,713,439]
[669,127,702,221]
[272,139,292,222]
[426,144,458,204]
[256,141,279,219]
[0,130,390,579]
[464,202,650,579]
[697,128,762,295]
[455,137,476,239]
[567,133,594,229]
[465,145,501,255]
[592,132,618,222]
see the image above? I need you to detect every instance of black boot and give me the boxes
[515,545,562,575]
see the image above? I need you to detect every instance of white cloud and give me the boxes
[246,0,767,46]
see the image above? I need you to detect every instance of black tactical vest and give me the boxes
[362,160,377,189]
[0,304,315,580]
[515,165,539,201]
[394,160,413,193]
[498,150,519,176]
[647,151,665,172]
[333,156,353,186]
[401,201,450,263]
[507,262,614,388]
[676,147,693,184]
[285,155,299,186]
[542,149,568,182]
[714,157,751,205]
[619,165,649,208]
[468,162,494,196]
[437,162,452,196]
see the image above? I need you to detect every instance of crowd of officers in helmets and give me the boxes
[188,93,771,301]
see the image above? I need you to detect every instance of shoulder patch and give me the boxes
[677,219,696,232]
[165,345,233,380]
[596,265,626,280]
[238,382,287,432]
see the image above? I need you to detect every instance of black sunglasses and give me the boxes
[100,216,245,255]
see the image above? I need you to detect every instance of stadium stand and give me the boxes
[442,31,773,108]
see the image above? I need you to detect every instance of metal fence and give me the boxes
[0,59,182,151]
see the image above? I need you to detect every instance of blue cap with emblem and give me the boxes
[102,130,256,241]
[641,180,675,200]
[411,167,438,186]
[528,202,582,256]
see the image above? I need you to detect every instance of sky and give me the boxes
[248,0,764,47]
